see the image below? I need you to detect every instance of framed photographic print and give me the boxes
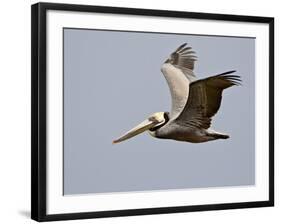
[31,2,274,222]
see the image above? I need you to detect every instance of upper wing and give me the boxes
[164,42,197,80]
[174,70,241,129]
[161,43,197,119]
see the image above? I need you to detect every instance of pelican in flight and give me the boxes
[113,43,241,144]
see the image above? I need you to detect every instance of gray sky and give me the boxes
[63,28,255,195]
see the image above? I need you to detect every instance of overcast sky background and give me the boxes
[63,28,255,195]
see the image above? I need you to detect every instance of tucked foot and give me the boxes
[207,130,229,140]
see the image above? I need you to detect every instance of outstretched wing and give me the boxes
[161,43,197,119]
[174,70,241,129]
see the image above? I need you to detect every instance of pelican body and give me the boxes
[113,43,241,144]
[149,112,228,143]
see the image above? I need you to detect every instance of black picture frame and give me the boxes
[31,2,274,222]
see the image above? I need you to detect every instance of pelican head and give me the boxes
[113,112,169,144]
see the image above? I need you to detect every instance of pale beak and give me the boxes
[113,118,159,144]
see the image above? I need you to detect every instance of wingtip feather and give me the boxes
[176,43,188,51]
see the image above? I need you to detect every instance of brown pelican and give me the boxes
[113,43,241,144]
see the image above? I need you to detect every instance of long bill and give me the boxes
[112,118,160,144]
